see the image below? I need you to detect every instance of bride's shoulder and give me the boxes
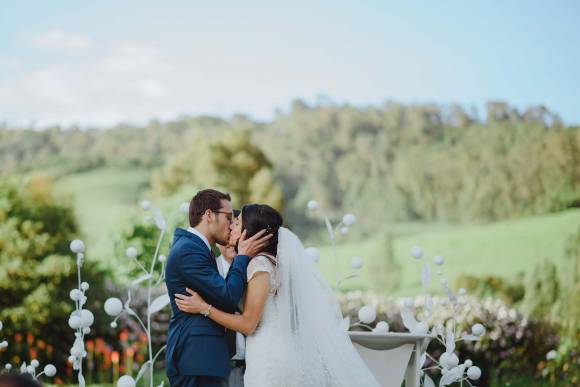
[247,254,276,281]
[248,254,276,269]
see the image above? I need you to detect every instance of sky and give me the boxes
[1,0,579,127]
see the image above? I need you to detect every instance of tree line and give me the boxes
[1,100,578,229]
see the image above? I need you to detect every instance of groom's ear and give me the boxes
[204,209,215,223]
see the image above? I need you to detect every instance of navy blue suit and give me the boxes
[165,228,249,386]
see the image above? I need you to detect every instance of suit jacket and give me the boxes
[165,227,249,377]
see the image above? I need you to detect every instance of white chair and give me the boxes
[349,332,434,387]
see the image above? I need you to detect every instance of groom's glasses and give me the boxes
[213,210,233,222]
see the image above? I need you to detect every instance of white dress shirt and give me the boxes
[187,227,211,252]
[216,255,246,360]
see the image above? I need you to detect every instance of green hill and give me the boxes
[316,209,580,296]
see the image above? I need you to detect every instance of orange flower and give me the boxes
[111,351,120,364]
[119,331,129,343]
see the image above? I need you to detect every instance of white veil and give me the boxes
[274,227,381,386]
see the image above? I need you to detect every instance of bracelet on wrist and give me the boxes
[202,304,213,317]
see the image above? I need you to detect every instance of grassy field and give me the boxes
[51,167,580,298]
[316,209,580,296]
[54,167,152,259]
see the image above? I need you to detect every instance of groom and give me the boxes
[165,189,271,387]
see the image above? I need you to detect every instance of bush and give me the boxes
[339,292,562,385]
[0,177,112,380]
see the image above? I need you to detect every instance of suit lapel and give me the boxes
[176,227,217,269]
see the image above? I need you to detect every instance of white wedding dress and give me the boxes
[243,228,381,387]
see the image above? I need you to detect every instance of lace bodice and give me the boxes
[247,255,279,294]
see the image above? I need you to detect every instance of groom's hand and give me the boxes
[237,229,273,257]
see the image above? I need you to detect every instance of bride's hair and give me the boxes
[241,204,283,256]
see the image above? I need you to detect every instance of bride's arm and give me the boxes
[174,272,270,336]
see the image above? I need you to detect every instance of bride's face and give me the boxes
[228,214,242,247]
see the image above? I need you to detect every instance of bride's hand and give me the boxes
[174,288,209,314]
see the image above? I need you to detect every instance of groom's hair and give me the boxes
[189,189,231,227]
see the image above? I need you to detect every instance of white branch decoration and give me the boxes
[1,321,57,381]
[306,198,489,386]
[67,239,93,387]
[104,201,188,387]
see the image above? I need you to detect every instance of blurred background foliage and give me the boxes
[1,99,579,385]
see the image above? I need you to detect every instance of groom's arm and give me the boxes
[180,250,249,312]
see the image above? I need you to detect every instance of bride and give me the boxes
[174,204,381,387]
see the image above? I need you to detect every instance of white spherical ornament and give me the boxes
[80,309,94,328]
[410,246,423,259]
[69,289,82,301]
[140,200,151,211]
[306,200,319,211]
[83,327,91,334]
[467,366,482,380]
[26,365,35,374]
[458,288,467,296]
[81,282,89,291]
[68,314,82,329]
[464,359,473,367]
[5,363,11,370]
[414,321,429,335]
[358,306,377,324]
[104,297,124,316]
[156,218,167,230]
[546,350,557,360]
[342,213,357,226]
[440,352,459,368]
[373,321,390,333]
[70,239,85,254]
[179,202,189,214]
[43,364,57,377]
[110,321,118,328]
[472,323,485,336]
[126,246,138,258]
[117,375,136,387]
[350,257,363,270]
[433,255,444,265]
[30,360,39,368]
[0,341,7,349]
[158,254,167,263]
[340,227,349,235]
[305,247,320,262]
[403,297,414,308]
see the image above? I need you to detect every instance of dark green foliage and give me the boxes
[0,177,111,373]
[455,274,526,305]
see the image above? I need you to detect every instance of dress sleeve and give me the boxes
[247,255,275,283]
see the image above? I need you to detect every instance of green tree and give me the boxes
[0,176,109,371]
[152,130,283,209]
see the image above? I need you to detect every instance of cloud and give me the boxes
[0,43,201,126]
[31,29,91,51]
